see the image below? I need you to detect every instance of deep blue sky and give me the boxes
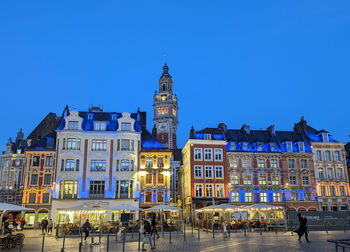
[0,1,349,151]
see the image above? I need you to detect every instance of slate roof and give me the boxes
[172,149,182,162]
[141,128,166,150]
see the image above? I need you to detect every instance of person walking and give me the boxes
[82,219,92,242]
[296,213,310,242]
[47,219,53,234]
[222,221,229,240]
[151,217,159,239]
[142,218,155,251]
[41,218,48,234]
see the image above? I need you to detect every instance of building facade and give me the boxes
[153,64,179,150]
[180,136,228,219]
[294,118,350,211]
[0,129,27,205]
[139,149,172,208]
[51,107,142,224]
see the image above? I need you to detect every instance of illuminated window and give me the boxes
[158,174,163,184]
[273,193,281,202]
[158,108,161,114]
[161,107,165,114]
[243,159,251,168]
[205,184,213,197]
[61,180,78,199]
[270,143,276,152]
[243,175,252,185]
[260,192,267,202]
[230,159,238,168]
[165,107,168,114]
[157,158,164,167]
[33,156,40,166]
[231,192,239,202]
[330,186,336,196]
[146,174,152,184]
[121,160,129,171]
[195,184,203,197]
[172,108,176,116]
[230,175,239,185]
[258,159,265,168]
[242,142,248,151]
[259,176,266,185]
[272,175,279,185]
[321,186,326,196]
[216,184,225,198]
[257,143,263,151]
[245,192,252,202]
[65,160,75,171]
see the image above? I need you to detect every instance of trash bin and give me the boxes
[91,242,101,252]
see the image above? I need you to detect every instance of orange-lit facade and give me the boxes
[139,149,172,208]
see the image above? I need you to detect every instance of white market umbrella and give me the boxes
[106,204,141,211]
[243,204,283,210]
[0,203,34,212]
[146,204,181,211]
[61,205,104,211]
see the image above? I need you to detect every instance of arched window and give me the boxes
[162,83,166,91]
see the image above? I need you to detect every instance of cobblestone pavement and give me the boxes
[5,228,349,251]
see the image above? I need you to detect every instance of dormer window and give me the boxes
[270,143,276,152]
[286,142,293,152]
[111,114,117,120]
[121,123,131,131]
[322,133,329,142]
[68,121,79,130]
[88,114,94,120]
[204,134,211,140]
[298,142,305,152]
[230,142,236,151]
[94,121,106,131]
[242,142,248,151]
[257,143,263,152]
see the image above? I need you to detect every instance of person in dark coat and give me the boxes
[41,218,48,234]
[142,219,154,251]
[297,213,310,242]
[151,218,160,239]
[82,219,91,241]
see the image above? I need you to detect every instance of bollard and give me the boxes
[92,237,94,244]
[184,223,186,242]
[169,229,172,244]
[107,234,110,252]
[79,242,82,252]
[61,234,66,252]
[41,233,45,252]
[122,231,126,252]
[244,229,246,237]
[192,222,194,235]
[138,229,141,251]
[198,222,200,240]
[212,224,214,239]
[153,230,156,247]
[132,227,134,240]
[260,228,262,236]
[228,227,230,237]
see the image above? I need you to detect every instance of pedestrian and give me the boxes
[82,219,91,242]
[41,218,48,234]
[47,218,53,234]
[222,221,229,240]
[142,218,155,251]
[20,218,25,230]
[295,213,310,242]
[151,217,159,239]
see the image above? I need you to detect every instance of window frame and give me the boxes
[194,148,202,161]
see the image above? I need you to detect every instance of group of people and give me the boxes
[140,217,159,251]
[41,218,54,234]
[2,216,26,234]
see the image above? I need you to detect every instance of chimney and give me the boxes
[189,126,195,139]
[267,125,275,135]
[294,116,307,134]
[218,123,227,132]
[241,124,250,134]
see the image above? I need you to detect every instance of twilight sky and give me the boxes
[0,1,349,151]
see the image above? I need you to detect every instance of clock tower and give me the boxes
[153,63,178,149]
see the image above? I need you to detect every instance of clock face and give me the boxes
[159,123,167,131]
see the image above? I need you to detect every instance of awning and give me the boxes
[106,204,141,211]
[61,205,104,211]
[0,203,34,212]
[242,204,284,210]
[145,204,181,211]
[197,203,240,212]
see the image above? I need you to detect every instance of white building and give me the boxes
[51,107,142,224]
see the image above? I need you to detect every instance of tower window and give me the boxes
[162,83,166,91]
